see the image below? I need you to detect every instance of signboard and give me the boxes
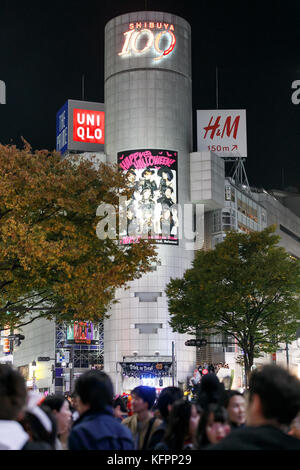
[1,327,11,354]
[56,101,68,154]
[56,100,105,154]
[66,321,100,345]
[197,109,247,158]
[118,149,178,245]
[118,22,176,62]
[121,362,173,378]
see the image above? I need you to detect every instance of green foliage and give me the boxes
[0,142,157,329]
[166,226,300,371]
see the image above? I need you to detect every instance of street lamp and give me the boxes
[32,360,37,391]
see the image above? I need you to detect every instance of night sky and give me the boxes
[0,0,300,190]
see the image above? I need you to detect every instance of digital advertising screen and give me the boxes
[66,321,99,345]
[118,149,178,246]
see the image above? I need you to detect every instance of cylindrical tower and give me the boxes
[104,11,195,393]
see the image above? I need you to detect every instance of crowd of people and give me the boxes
[0,362,300,451]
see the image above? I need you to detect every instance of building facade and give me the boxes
[1,11,300,392]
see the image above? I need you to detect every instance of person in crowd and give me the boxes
[113,396,128,422]
[69,392,80,422]
[288,412,300,439]
[68,370,134,450]
[195,404,231,448]
[207,364,300,450]
[196,372,225,410]
[148,386,183,449]
[122,385,161,450]
[43,394,73,449]
[22,402,57,450]
[220,390,246,429]
[0,364,51,450]
[155,399,201,450]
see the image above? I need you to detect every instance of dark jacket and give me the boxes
[148,420,167,450]
[68,406,134,450]
[206,425,300,450]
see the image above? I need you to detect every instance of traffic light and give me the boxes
[14,334,25,346]
[185,339,207,347]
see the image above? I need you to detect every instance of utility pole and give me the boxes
[172,341,175,386]
[69,345,75,393]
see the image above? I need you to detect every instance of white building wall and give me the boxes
[13,318,56,391]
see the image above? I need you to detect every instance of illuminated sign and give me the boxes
[118,22,176,61]
[73,109,105,144]
[118,149,178,246]
[197,110,247,158]
[56,100,105,154]
[66,321,100,345]
[1,327,11,354]
[121,362,172,377]
[56,101,68,154]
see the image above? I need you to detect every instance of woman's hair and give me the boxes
[43,394,67,413]
[162,399,200,451]
[195,403,229,448]
[21,405,57,449]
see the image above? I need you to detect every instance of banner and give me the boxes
[197,109,247,158]
[120,362,173,378]
[118,149,179,245]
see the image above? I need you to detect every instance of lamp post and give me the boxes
[32,360,37,391]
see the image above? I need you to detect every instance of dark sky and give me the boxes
[0,0,300,190]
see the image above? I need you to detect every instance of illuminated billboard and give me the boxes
[66,321,100,345]
[118,22,176,62]
[118,149,178,245]
[56,100,105,154]
[197,109,247,158]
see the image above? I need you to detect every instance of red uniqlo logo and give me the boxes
[73,109,105,144]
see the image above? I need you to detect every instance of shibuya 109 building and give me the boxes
[104,11,195,392]
[8,11,300,393]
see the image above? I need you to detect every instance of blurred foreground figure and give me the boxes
[68,370,134,450]
[0,364,51,450]
[207,365,300,450]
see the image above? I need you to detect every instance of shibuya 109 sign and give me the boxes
[118,21,176,61]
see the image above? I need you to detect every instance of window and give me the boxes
[134,292,162,302]
[135,323,163,334]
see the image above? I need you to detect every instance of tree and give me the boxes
[0,142,156,329]
[166,226,300,385]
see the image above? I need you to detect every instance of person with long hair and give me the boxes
[43,394,73,449]
[155,399,201,451]
[195,403,231,449]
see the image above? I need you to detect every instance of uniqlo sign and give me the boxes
[197,109,247,158]
[56,100,105,154]
[73,109,105,144]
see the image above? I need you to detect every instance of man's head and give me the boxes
[156,386,183,421]
[222,390,246,427]
[74,370,114,415]
[0,364,27,420]
[131,386,156,414]
[247,365,300,427]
